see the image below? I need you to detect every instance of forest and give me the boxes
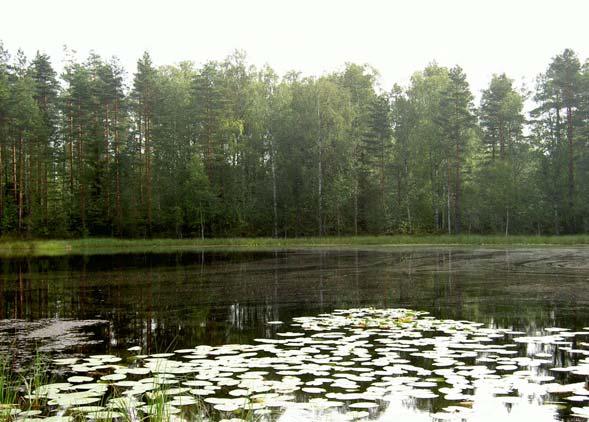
[0,42,588,238]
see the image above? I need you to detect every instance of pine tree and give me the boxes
[191,62,226,184]
[364,92,392,229]
[480,74,524,160]
[29,52,59,233]
[547,50,581,213]
[132,52,157,236]
[437,66,475,234]
[532,49,582,233]
[0,42,10,228]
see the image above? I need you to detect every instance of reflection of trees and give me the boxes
[1,249,589,358]
[0,259,49,320]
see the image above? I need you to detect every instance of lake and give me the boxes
[1,247,589,421]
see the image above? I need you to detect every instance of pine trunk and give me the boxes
[41,95,49,227]
[138,116,144,209]
[206,115,213,182]
[68,102,74,194]
[455,140,462,235]
[270,135,278,238]
[12,142,17,205]
[114,99,122,235]
[429,153,438,231]
[380,137,385,207]
[0,144,3,224]
[353,178,358,236]
[554,205,560,235]
[499,116,505,159]
[317,94,323,237]
[78,104,85,232]
[145,109,152,237]
[18,131,24,232]
[43,161,48,226]
[318,150,322,236]
[104,102,111,221]
[446,163,451,235]
[567,105,574,210]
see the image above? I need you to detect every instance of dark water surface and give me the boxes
[1,247,588,357]
[2,247,589,421]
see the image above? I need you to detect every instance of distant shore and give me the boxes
[1,235,588,257]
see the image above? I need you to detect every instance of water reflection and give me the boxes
[1,248,589,357]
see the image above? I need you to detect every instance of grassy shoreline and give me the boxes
[1,235,589,257]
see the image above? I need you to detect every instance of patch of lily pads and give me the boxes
[8,308,589,421]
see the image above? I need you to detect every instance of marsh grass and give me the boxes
[0,357,19,419]
[0,353,221,422]
[1,234,589,257]
[21,352,52,409]
[0,355,261,422]
[145,388,170,422]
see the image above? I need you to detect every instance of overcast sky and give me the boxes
[2,0,588,97]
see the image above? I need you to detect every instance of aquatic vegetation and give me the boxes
[0,358,19,418]
[3,308,589,420]
[21,352,54,409]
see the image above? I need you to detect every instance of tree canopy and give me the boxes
[0,42,588,238]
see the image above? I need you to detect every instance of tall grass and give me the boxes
[0,355,225,421]
[20,352,51,409]
[0,356,19,420]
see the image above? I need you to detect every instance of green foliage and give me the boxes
[531,49,585,233]
[0,42,587,238]
[480,74,524,160]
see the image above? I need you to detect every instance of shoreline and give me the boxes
[1,235,589,257]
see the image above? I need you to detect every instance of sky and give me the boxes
[1,0,588,97]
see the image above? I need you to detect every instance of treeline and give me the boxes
[0,42,588,238]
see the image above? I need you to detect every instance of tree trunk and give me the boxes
[430,154,438,231]
[12,142,17,206]
[28,134,35,234]
[104,102,111,221]
[406,203,411,234]
[18,131,24,232]
[353,178,358,236]
[41,96,49,227]
[145,109,152,237]
[379,136,385,208]
[318,149,322,236]
[78,103,85,232]
[138,115,144,209]
[454,141,462,235]
[114,99,122,235]
[68,101,74,195]
[200,206,205,240]
[270,135,278,238]
[43,161,48,227]
[0,143,3,224]
[499,116,505,159]
[206,106,213,182]
[317,93,323,237]
[553,204,560,235]
[446,163,451,235]
[566,105,574,211]
[403,157,409,232]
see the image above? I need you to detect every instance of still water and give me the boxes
[1,247,589,421]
